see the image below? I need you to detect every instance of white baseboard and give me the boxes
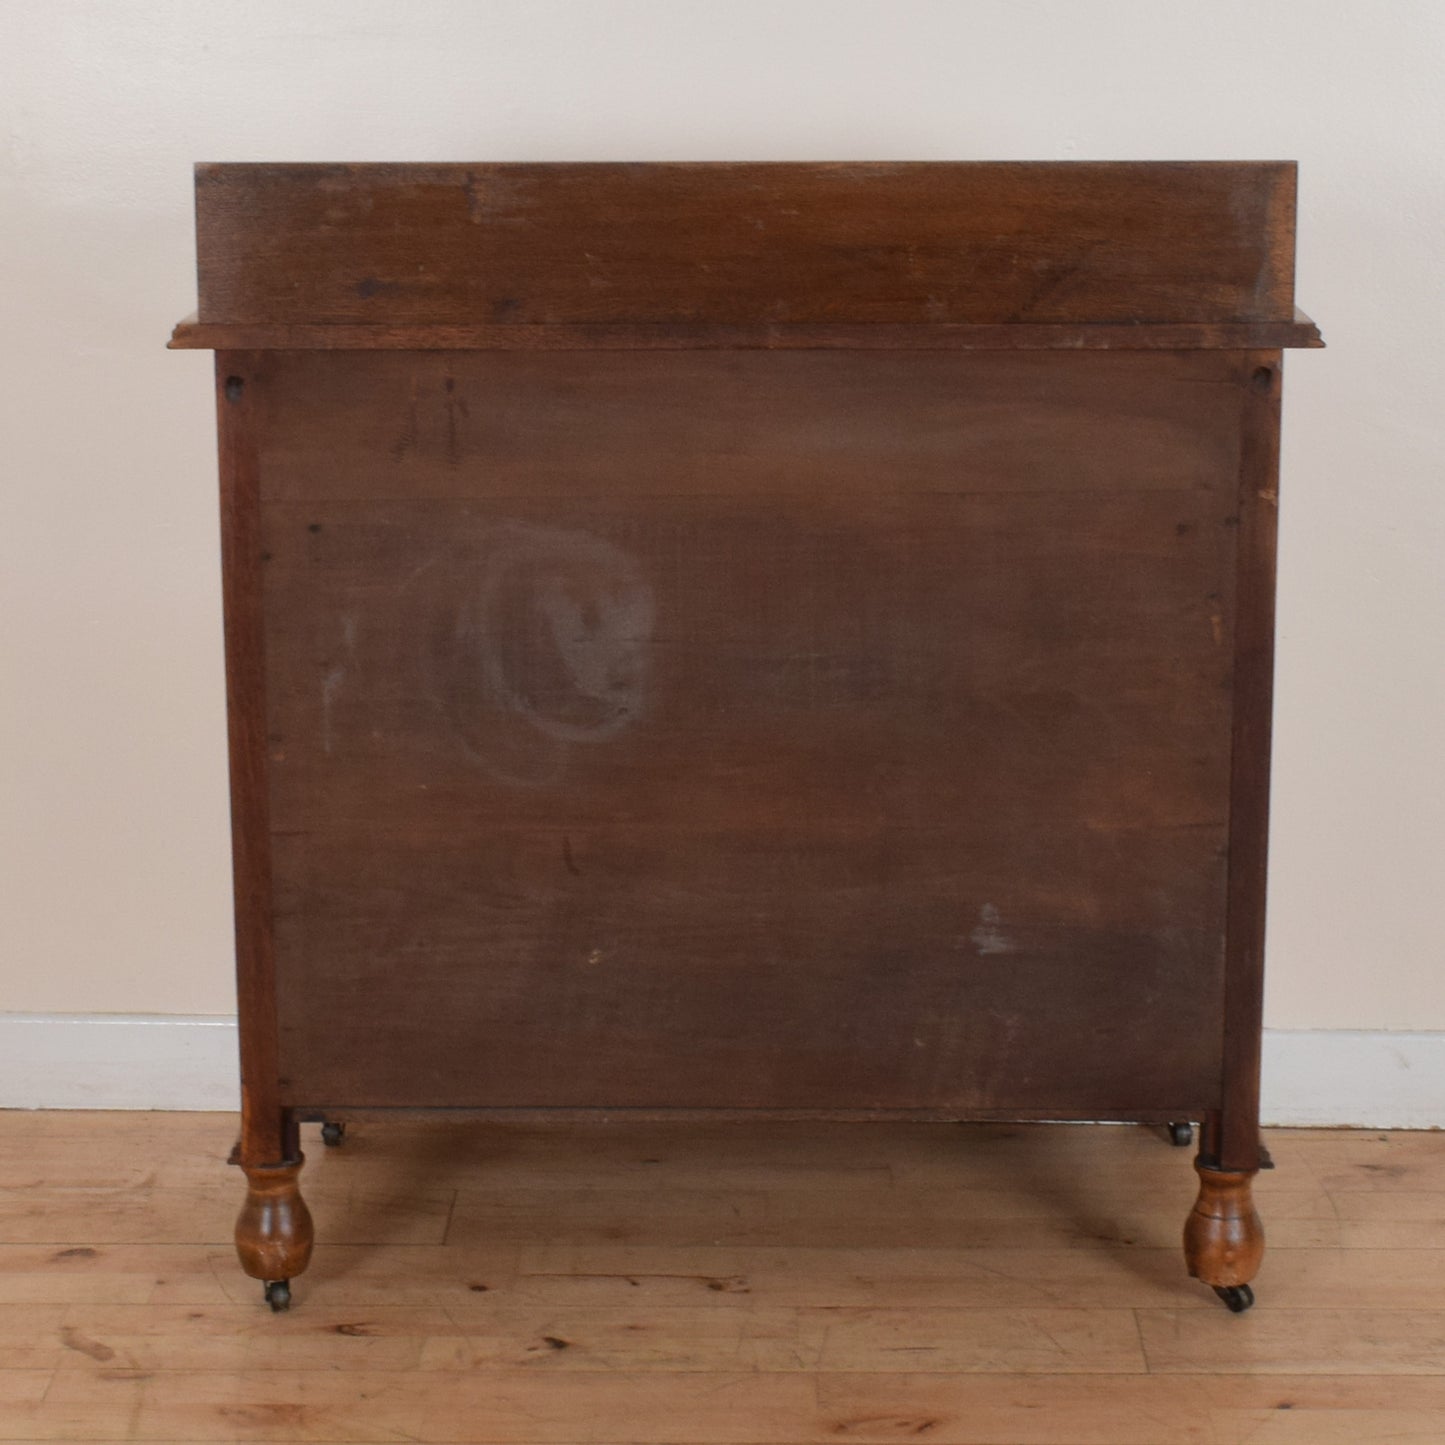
[1,1014,1441,1127]
[1260,1029,1445,1130]
[0,1014,241,1111]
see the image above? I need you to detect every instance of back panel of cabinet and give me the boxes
[250,347,1245,1115]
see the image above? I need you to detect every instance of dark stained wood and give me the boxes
[255,487,1235,837]
[1216,353,1284,1174]
[259,483,1233,837]
[169,315,1326,351]
[272,826,1227,1115]
[244,348,1249,504]
[194,162,1298,328]
[214,354,290,1172]
[250,348,1240,1117]
[176,162,1317,1308]
[287,1104,1203,1123]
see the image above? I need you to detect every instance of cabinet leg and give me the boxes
[1183,1162,1263,1311]
[235,1157,314,1307]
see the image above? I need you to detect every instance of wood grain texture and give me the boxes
[245,347,1248,502]
[167,315,1326,351]
[231,348,1248,1115]
[213,355,287,1170]
[1217,353,1284,1173]
[180,162,1316,1301]
[193,161,1298,328]
[1184,1166,1265,1288]
[3,1113,1442,1444]
[233,1160,313,1284]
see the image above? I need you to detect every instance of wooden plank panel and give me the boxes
[0,1182,453,1248]
[27,1301,1142,1376]
[0,1245,241,1306]
[248,348,1242,1115]
[509,1241,1445,1311]
[1336,1199,1445,1249]
[272,822,1226,1111]
[814,1376,1445,1445]
[195,162,1297,327]
[1139,1307,1445,1374]
[4,1116,1443,1445]
[0,1373,55,1426]
[441,1180,1334,1252]
[168,315,1327,351]
[1289,1132,1445,1192]
[0,1305,68,1367]
[7,1368,816,1444]
[1204,1411,1445,1445]
[259,490,1235,833]
[21,1369,1445,1445]
[248,349,1247,503]
[24,1237,1441,1315]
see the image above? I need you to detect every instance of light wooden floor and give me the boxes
[1,1113,1442,1443]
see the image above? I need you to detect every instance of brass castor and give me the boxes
[1168,1121,1193,1147]
[1214,1283,1255,1313]
[321,1121,346,1148]
[264,1279,292,1312]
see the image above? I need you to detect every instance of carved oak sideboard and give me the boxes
[170,162,1321,1311]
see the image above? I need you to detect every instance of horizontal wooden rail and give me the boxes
[170,314,1323,352]
[190,161,1300,330]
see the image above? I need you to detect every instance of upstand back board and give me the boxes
[171,162,1321,1312]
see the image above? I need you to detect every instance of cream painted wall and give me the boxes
[1,1,1441,1029]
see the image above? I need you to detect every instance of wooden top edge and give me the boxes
[169,314,1324,352]
[194,159,1298,174]
[191,160,1300,329]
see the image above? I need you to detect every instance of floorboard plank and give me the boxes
[2,1113,1442,1443]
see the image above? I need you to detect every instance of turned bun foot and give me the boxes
[1184,1163,1263,1309]
[235,1157,314,1303]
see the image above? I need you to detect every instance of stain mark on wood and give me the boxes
[411,522,655,787]
[970,903,1017,958]
[59,1326,115,1362]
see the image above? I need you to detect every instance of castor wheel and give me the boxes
[1168,1121,1193,1147]
[264,1279,292,1312]
[1213,1283,1255,1313]
[320,1121,345,1148]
